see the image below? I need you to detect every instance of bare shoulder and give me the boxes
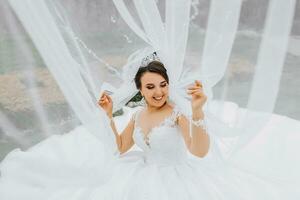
[130,106,144,122]
[120,107,143,136]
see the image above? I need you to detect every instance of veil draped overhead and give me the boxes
[0,0,299,182]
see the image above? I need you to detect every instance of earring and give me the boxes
[167,96,173,104]
[140,96,147,106]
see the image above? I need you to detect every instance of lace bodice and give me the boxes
[132,105,188,165]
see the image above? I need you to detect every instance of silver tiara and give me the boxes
[140,52,161,67]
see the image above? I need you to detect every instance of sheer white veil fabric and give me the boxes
[5,0,299,172]
[8,0,118,157]
[107,0,297,157]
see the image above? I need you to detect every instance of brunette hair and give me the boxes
[134,60,169,90]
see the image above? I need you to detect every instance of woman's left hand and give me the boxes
[187,80,207,112]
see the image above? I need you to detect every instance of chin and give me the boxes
[150,100,167,107]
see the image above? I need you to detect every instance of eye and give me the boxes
[146,86,154,89]
[160,83,167,87]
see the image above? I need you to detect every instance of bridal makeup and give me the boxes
[140,72,169,107]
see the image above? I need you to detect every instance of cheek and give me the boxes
[163,87,169,95]
[143,89,154,97]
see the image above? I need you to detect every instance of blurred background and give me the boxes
[0,0,299,161]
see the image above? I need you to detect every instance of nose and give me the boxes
[154,88,163,96]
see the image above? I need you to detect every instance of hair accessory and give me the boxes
[140,51,161,67]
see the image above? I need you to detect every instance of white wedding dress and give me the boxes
[0,105,300,200]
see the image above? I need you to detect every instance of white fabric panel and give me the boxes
[133,0,165,50]
[200,0,242,87]
[8,0,116,154]
[112,0,150,44]
[164,0,192,81]
[111,0,194,117]
[247,0,296,112]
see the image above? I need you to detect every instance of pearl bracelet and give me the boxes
[191,118,206,130]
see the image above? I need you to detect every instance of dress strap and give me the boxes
[171,104,181,124]
[131,105,180,127]
[131,107,142,127]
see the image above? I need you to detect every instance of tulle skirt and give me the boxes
[1,113,300,200]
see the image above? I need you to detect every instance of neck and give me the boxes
[146,101,168,113]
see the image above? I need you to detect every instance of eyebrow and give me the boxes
[145,81,167,86]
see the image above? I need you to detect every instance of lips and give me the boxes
[153,96,163,101]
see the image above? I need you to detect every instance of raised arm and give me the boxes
[177,79,210,157]
[109,115,135,154]
[98,91,136,154]
[177,113,210,158]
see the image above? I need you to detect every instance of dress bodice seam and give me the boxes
[133,105,179,137]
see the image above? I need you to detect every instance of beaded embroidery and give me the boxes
[133,105,180,148]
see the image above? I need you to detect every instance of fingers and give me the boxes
[98,97,107,105]
[187,80,203,90]
[188,90,207,100]
[187,87,201,93]
[187,85,203,94]
[187,89,204,96]
[195,80,202,87]
[187,86,201,91]
[105,94,112,102]
[98,91,110,105]
[187,81,206,97]
[100,91,109,100]
[100,91,108,98]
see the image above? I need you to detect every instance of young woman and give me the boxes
[94,60,242,199]
[0,57,298,200]
[99,60,210,158]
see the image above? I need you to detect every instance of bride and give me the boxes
[94,57,240,200]
[99,59,210,158]
[89,54,298,200]
[0,53,299,200]
[1,0,300,199]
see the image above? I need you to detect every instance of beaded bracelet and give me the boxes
[190,118,206,130]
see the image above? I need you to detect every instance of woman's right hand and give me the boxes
[98,91,113,118]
